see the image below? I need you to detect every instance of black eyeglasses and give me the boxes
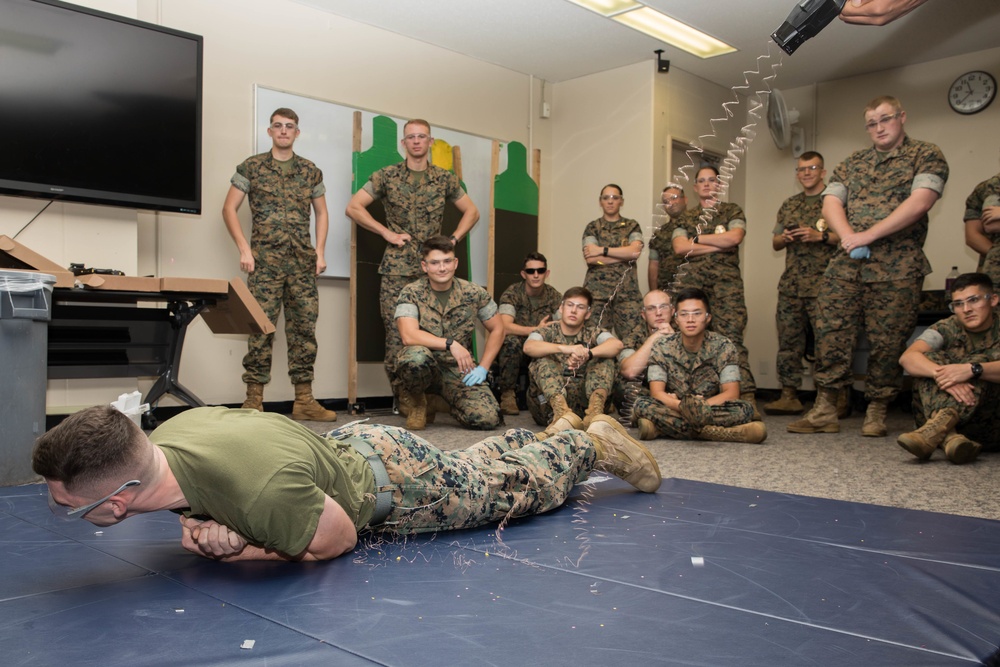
[523,268,547,275]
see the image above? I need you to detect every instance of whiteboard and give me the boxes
[254,86,496,282]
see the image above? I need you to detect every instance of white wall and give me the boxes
[744,46,1000,389]
[0,0,548,410]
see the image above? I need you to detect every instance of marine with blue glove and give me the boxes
[395,235,503,431]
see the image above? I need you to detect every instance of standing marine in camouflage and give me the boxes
[898,273,1000,464]
[671,165,758,412]
[34,405,662,564]
[647,183,689,292]
[764,152,840,416]
[222,107,336,422]
[524,287,622,432]
[789,95,949,437]
[632,288,766,444]
[615,290,675,420]
[395,236,502,431]
[346,119,479,400]
[496,252,563,416]
[962,170,1000,284]
[582,184,644,339]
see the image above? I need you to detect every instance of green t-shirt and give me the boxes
[151,407,375,557]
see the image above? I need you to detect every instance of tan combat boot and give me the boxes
[697,422,768,444]
[896,408,959,460]
[291,383,337,422]
[763,387,804,415]
[536,412,585,439]
[500,389,520,416]
[405,392,428,431]
[637,417,658,441]
[582,389,609,429]
[943,431,982,464]
[549,393,572,421]
[836,387,853,419]
[425,393,451,424]
[861,398,889,437]
[587,415,662,492]
[787,387,840,433]
[242,382,264,411]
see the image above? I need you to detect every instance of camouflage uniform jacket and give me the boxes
[231,152,325,267]
[963,173,1000,224]
[648,220,680,288]
[823,135,949,283]
[671,202,746,284]
[773,193,836,298]
[527,321,616,355]
[916,313,1000,364]
[647,331,741,398]
[582,217,643,301]
[498,281,562,328]
[395,277,498,368]
[363,162,467,276]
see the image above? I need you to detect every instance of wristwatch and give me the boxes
[587,349,594,360]
[450,235,458,245]
[444,338,454,351]
[971,362,984,379]
[603,247,609,257]
[821,230,830,243]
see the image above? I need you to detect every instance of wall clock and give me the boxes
[948,71,996,115]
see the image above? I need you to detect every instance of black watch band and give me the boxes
[450,235,458,245]
[445,338,454,351]
[971,362,984,379]
[603,246,609,257]
[822,230,830,243]
[587,349,594,360]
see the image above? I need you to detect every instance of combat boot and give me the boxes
[763,387,804,415]
[549,393,572,421]
[425,393,451,424]
[405,391,428,430]
[500,389,520,416]
[586,415,662,493]
[861,398,889,437]
[741,391,762,421]
[697,422,768,444]
[242,382,264,411]
[637,417,658,441]
[536,412,585,439]
[582,389,609,429]
[943,431,982,464]
[896,408,959,460]
[291,383,337,422]
[787,387,840,433]
[836,387,853,419]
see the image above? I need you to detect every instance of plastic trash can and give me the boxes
[0,269,56,486]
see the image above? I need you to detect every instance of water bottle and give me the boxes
[945,266,960,298]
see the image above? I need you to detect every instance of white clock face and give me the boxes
[949,71,996,115]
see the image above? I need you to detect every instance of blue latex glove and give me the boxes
[463,365,488,386]
[850,246,870,259]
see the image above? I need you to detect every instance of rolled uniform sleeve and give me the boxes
[647,364,667,384]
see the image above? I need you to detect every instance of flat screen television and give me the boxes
[0,0,203,214]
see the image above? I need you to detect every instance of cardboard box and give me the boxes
[200,278,276,335]
[160,277,229,294]
[0,235,75,287]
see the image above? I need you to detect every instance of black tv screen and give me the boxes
[0,0,203,214]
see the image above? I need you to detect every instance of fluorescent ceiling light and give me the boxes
[564,0,642,17]
[567,1,736,59]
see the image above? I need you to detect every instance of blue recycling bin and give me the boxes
[0,270,56,485]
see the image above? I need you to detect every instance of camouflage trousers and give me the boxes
[632,395,753,440]
[497,334,529,392]
[396,346,502,430]
[813,276,921,401]
[678,278,756,394]
[775,293,820,388]
[381,273,420,395]
[526,355,615,426]
[242,261,318,385]
[912,351,1000,452]
[589,292,643,340]
[333,422,596,535]
[612,376,649,424]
